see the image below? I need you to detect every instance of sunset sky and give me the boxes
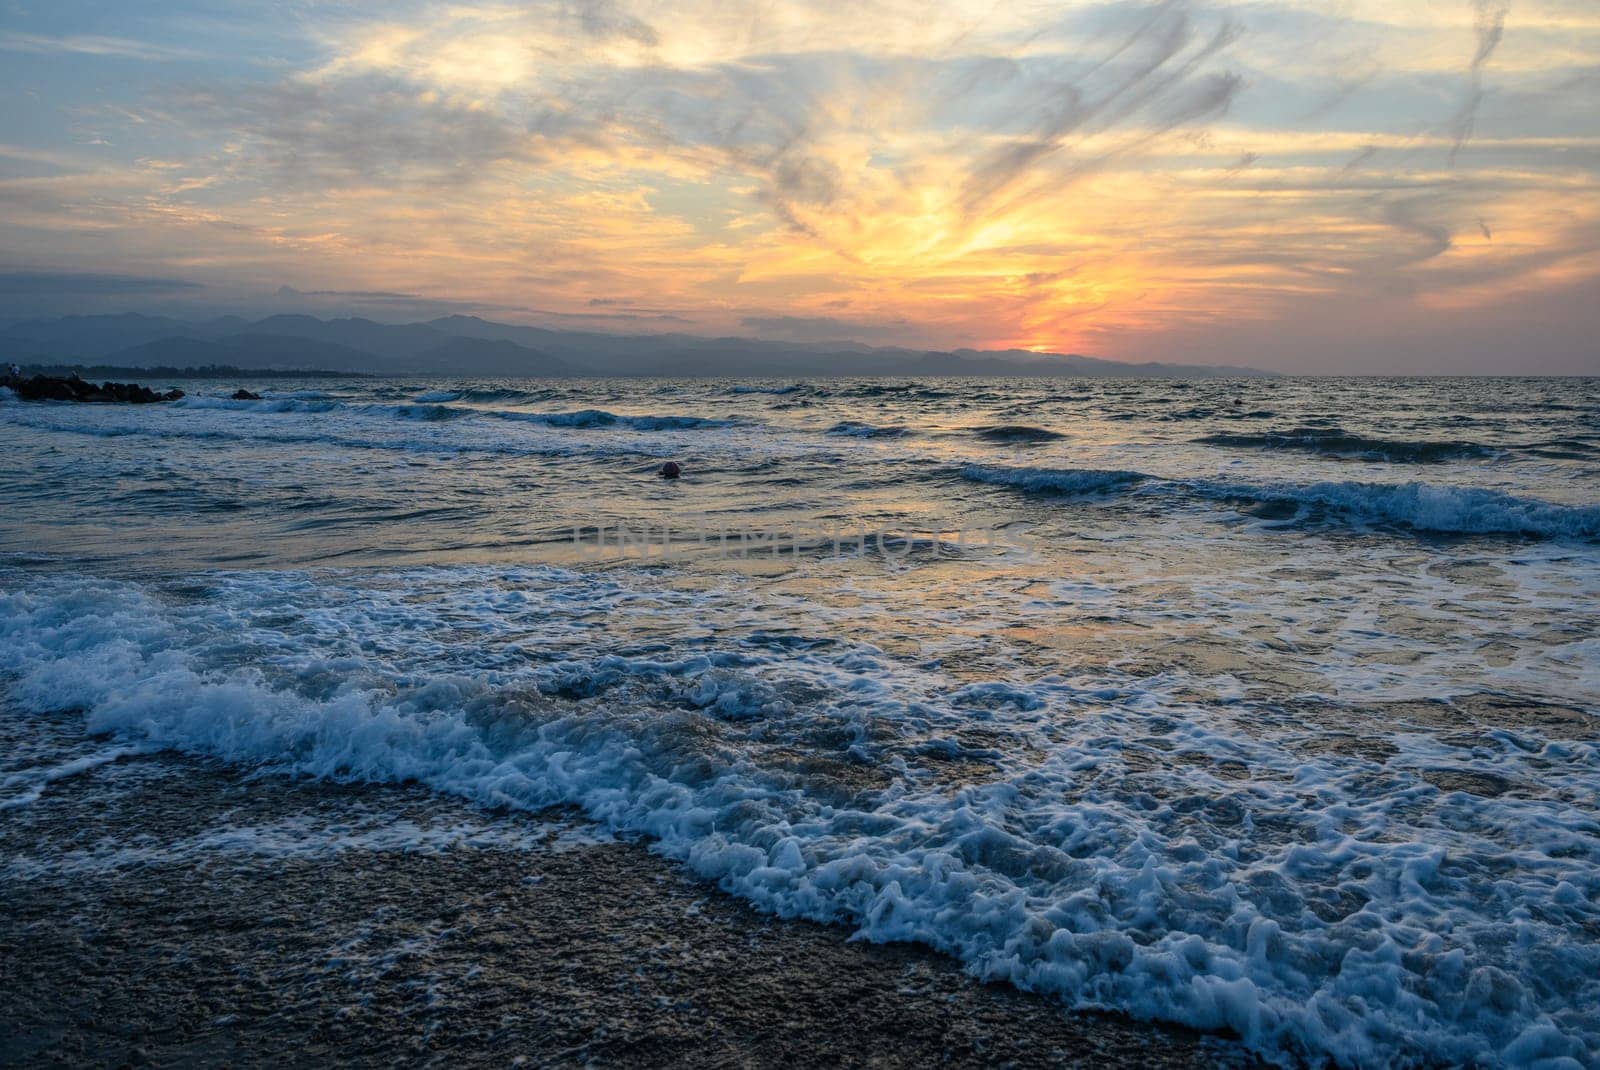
[1,0,1597,372]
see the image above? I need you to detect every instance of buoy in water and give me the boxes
[658,461,682,479]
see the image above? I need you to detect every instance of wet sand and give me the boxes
[1,729,1262,1069]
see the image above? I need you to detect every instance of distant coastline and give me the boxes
[3,313,1276,379]
[17,363,370,380]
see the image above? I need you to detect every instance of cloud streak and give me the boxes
[1450,0,1511,161]
[0,31,208,61]
[0,0,1595,370]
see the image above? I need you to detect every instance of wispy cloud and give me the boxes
[154,74,542,187]
[1450,0,1511,161]
[0,0,1595,369]
[0,31,207,62]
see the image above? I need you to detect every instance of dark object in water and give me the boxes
[659,461,682,479]
[3,372,183,404]
[232,389,263,401]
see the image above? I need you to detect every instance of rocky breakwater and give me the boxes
[2,372,185,403]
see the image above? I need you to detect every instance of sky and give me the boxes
[0,0,1597,373]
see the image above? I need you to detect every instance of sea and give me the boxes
[2,375,1598,1067]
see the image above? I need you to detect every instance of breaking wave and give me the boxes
[2,567,1596,1069]
[412,386,559,405]
[960,464,1600,540]
[1198,478,1600,540]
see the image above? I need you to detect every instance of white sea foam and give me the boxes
[0,742,148,809]
[2,566,1596,1068]
[3,809,613,879]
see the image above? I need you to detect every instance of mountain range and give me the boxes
[2,313,1272,378]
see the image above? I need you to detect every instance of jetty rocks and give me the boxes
[2,373,184,404]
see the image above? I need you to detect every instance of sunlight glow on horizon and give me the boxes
[0,0,1597,371]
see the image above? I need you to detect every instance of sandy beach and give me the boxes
[1,715,1258,1068]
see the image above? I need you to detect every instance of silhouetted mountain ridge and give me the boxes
[1,313,1274,377]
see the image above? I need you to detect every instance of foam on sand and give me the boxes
[3,566,1597,1067]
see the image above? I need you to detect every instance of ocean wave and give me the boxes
[1196,427,1497,463]
[176,396,340,414]
[728,384,806,396]
[1196,478,1600,540]
[960,464,1600,540]
[960,465,1148,495]
[1518,438,1600,461]
[1,404,636,461]
[179,395,476,422]
[381,403,471,422]
[498,408,740,431]
[973,424,1066,443]
[414,386,558,405]
[837,383,954,400]
[1163,407,1277,421]
[827,421,909,438]
[3,567,1596,1068]
[174,395,732,432]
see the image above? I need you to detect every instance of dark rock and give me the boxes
[2,373,183,404]
[231,389,262,401]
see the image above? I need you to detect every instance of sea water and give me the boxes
[2,375,1597,1067]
